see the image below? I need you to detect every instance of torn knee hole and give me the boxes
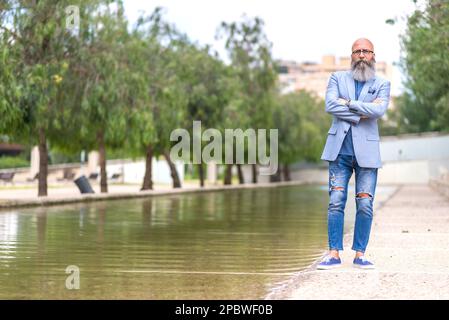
[356,192,372,199]
[331,186,345,191]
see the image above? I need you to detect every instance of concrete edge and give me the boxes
[264,184,402,300]
[0,180,314,210]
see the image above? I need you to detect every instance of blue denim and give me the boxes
[327,154,378,253]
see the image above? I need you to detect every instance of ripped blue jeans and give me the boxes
[327,154,378,253]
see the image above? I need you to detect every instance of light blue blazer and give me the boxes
[320,71,391,168]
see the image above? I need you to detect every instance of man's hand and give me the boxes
[337,98,348,106]
[373,98,383,105]
[339,97,382,120]
[360,99,382,119]
[338,98,365,119]
[340,98,382,105]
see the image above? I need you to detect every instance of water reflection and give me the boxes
[0,213,18,262]
[0,185,336,299]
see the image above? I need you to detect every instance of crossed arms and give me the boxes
[325,73,391,124]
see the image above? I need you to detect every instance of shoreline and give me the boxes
[0,180,314,210]
[265,184,401,300]
[267,183,449,300]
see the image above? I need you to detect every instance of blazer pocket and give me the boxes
[328,127,337,135]
[367,93,377,100]
[366,134,380,141]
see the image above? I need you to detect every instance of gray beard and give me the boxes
[351,60,376,82]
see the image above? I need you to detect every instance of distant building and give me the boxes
[277,55,393,99]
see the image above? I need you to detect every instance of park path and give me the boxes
[268,184,449,300]
[0,180,308,208]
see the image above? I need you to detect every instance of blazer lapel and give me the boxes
[344,71,355,100]
[358,77,376,102]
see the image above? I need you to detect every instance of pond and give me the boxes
[0,184,359,299]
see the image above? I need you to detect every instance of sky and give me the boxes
[122,0,425,96]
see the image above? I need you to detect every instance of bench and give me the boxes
[110,173,121,179]
[109,173,122,182]
[0,172,15,184]
[88,173,99,180]
[57,169,75,181]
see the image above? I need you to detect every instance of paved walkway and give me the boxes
[0,180,309,208]
[0,181,192,200]
[268,184,449,300]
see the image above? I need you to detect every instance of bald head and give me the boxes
[351,38,376,81]
[352,38,374,53]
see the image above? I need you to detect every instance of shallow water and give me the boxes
[0,184,358,299]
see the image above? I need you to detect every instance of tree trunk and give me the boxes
[36,211,47,256]
[141,144,153,191]
[142,199,153,226]
[198,163,205,188]
[163,151,181,188]
[237,164,244,184]
[37,128,48,197]
[97,130,108,193]
[283,164,291,181]
[224,164,232,185]
[251,164,258,183]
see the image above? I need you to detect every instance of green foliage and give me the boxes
[217,16,280,171]
[218,15,278,131]
[48,150,81,165]
[0,2,332,187]
[0,156,30,169]
[0,0,89,141]
[70,2,133,149]
[396,0,449,132]
[274,91,328,164]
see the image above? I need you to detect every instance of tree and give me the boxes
[274,90,327,181]
[218,16,278,183]
[218,69,250,185]
[395,0,449,132]
[124,9,192,190]
[153,38,190,189]
[119,9,167,191]
[69,1,136,193]
[0,0,89,196]
[178,43,235,187]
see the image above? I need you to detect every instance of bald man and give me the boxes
[318,38,391,270]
